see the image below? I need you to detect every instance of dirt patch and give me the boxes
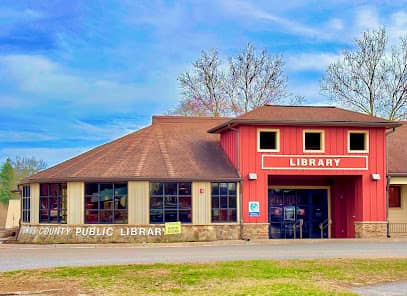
[0,272,92,296]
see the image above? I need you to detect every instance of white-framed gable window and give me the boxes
[303,130,325,153]
[348,131,369,153]
[257,129,280,152]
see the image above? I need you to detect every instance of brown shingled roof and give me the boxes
[208,105,400,133]
[388,122,407,176]
[23,116,240,183]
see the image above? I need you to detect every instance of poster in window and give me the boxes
[284,206,295,221]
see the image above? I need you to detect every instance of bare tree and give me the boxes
[321,28,407,120]
[11,157,47,188]
[176,50,228,117]
[383,37,407,120]
[174,43,297,116]
[226,43,287,114]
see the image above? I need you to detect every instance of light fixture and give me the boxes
[248,173,257,180]
[371,174,381,181]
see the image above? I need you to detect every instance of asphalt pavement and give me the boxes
[1,239,407,272]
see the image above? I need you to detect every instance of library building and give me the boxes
[18,105,407,243]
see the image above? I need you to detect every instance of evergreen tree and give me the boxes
[0,158,15,204]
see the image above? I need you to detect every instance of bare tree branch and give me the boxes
[321,28,407,120]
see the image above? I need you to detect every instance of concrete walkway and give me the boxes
[353,281,407,296]
[1,239,407,272]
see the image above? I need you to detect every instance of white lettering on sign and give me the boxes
[20,226,166,237]
[289,158,341,167]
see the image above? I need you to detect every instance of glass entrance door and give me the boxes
[268,188,328,239]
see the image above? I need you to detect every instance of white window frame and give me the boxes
[348,130,369,153]
[257,128,280,152]
[303,130,325,153]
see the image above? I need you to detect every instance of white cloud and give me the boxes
[286,53,340,72]
[326,18,344,31]
[388,11,407,45]
[0,131,55,142]
[219,0,324,38]
[0,54,175,113]
[354,6,381,32]
[0,147,90,167]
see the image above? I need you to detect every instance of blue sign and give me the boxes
[248,201,260,217]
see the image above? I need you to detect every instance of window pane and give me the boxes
[165,183,178,195]
[85,183,99,195]
[220,196,228,208]
[100,184,113,199]
[164,196,177,209]
[228,209,237,222]
[49,208,58,223]
[220,183,228,195]
[150,209,163,223]
[114,183,127,196]
[389,186,401,207]
[100,198,113,210]
[115,195,127,209]
[85,210,99,223]
[40,184,49,196]
[99,210,113,223]
[179,196,191,209]
[164,210,178,222]
[179,183,191,195]
[212,196,219,209]
[220,209,228,221]
[179,210,192,223]
[260,131,276,150]
[50,184,59,197]
[228,196,237,208]
[40,197,48,209]
[305,132,321,150]
[40,210,48,222]
[211,183,219,195]
[350,133,366,151]
[228,183,236,195]
[150,183,163,195]
[114,210,128,224]
[150,196,163,209]
[85,195,98,209]
[211,209,220,222]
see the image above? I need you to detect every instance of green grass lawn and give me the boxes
[2,259,407,295]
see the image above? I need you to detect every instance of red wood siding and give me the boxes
[234,125,387,237]
[220,130,238,168]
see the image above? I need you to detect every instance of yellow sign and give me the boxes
[164,222,182,235]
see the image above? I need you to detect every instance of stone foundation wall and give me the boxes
[241,223,269,239]
[354,222,387,238]
[17,224,240,244]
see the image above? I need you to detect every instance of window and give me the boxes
[85,183,128,224]
[348,131,368,152]
[303,130,324,152]
[389,186,401,208]
[211,182,237,223]
[150,182,192,224]
[22,185,30,223]
[40,183,67,224]
[258,129,280,151]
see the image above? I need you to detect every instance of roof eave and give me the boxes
[208,119,401,133]
[20,176,242,185]
[388,172,407,177]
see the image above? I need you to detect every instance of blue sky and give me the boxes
[1,0,406,167]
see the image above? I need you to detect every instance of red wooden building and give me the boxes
[210,105,400,239]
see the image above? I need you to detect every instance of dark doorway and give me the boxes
[268,188,329,239]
